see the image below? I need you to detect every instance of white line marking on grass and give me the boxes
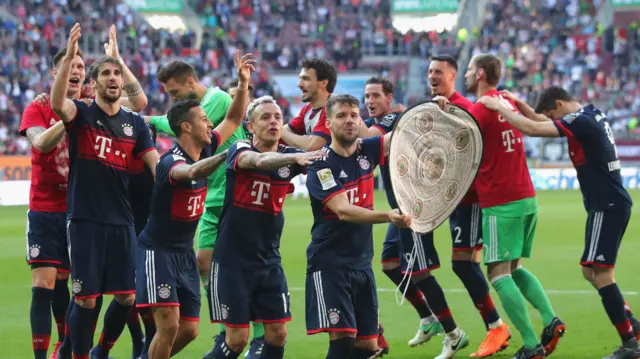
[288,287,640,296]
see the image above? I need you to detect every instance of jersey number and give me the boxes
[453,226,462,243]
[603,121,619,159]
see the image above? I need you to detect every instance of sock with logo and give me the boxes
[599,283,635,342]
[491,275,539,349]
[415,276,458,333]
[94,299,132,355]
[263,342,284,359]
[52,278,70,343]
[512,267,556,327]
[452,261,500,329]
[383,266,433,319]
[31,287,53,359]
[327,337,355,359]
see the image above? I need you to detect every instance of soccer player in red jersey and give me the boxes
[280,58,335,150]
[462,54,564,359]
[429,55,510,358]
[19,47,86,359]
[51,24,159,359]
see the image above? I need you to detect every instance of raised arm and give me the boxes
[170,150,228,182]
[281,127,327,151]
[213,51,256,143]
[51,24,80,123]
[236,149,322,170]
[25,122,66,153]
[104,25,147,112]
[478,96,560,138]
[502,91,551,123]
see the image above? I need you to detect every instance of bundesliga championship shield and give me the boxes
[389,101,483,234]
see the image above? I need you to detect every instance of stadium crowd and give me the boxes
[1,0,639,155]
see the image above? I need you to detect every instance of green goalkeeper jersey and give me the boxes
[149,86,246,208]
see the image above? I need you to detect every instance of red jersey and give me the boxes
[468,89,536,208]
[448,92,478,205]
[19,102,69,212]
[287,104,331,141]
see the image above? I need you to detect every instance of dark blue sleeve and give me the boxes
[361,136,385,168]
[285,147,307,176]
[553,113,592,139]
[372,113,399,134]
[133,114,155,157]
[158,154,186,186]
[306,161,344,204]
[226,141,253,172]
[66,99,88,131]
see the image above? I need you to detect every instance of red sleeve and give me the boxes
[310,108,331,141]
[19,103,47,136]
[287,105,308,135]
[468,103,492,132]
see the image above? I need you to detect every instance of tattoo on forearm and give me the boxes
[240,152,297,170]
[25,127,45,145]
[123,82,143,97]
[192,151,228,179]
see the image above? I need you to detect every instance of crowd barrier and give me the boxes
[2,168,639,206]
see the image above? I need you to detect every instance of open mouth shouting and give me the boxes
[69,77,81,86]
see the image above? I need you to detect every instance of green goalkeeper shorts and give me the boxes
[482,198,538,264]
[197,206,223,251]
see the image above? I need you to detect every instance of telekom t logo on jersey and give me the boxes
[501,130,522,153]
[346,188,359,204]
[95,135,127,159]
[251,181,271,205]
[187,196,202,217]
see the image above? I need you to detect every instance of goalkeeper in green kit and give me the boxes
[145,56,266,358]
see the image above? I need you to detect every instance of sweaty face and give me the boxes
[248,103,283,144]
[428,61,455,96]
[185,106,213,146]
[53,55,86,99]
[94,62,123,103]
[465,61,480,93]
[163,78,197,101]
[364,84,392,118]
[298,68,321,103]
[329,103,361,146]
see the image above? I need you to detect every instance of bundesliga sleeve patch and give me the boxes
[317,168,337,190]
[380,114,396,127]
[236,141,251,149]
[172,155,185,161]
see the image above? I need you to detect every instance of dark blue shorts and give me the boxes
[581,206,631,269]
[67,220,136,299]
[135,246,201,321]
[399,229,440,275]
[305,269,379,339]
[380,224,400,263]
[26,210,70,272]
[209,262,291,327]
[449,203,483,251]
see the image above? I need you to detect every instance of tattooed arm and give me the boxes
[25,122,66,153]
[170,150,229,183]
[236,150,323,171]
[119,67,147,112]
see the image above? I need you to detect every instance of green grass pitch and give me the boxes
[2,190,639,358]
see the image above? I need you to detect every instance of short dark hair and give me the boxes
[301,58,338,93]
[52,48,84,68]
[157,61,198,84]
[167,99,201,136]
[472,54,502,86]
[534,86,574,114]
[90,56,122,81]
[365,76,394,95]
[430,54,458,71]
[228,78,254,97]
[326,94,360,118]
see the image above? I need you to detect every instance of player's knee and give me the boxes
[353,338,377,351]
[581,266,595,283]
[381,261,400,271]
[31,267,57,289]
[158,319,180,337]
[75,297,96,309]
[265,323,288,346]
[55,271,69,281]
[114,293,135,306]
[181,323,199,343]
[226,333,249,353]
[592,267,615,288]
[451,250,474,262]
[410,271,430,283]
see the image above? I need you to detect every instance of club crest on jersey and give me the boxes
[328,308,341,325]
[29,244,41,258]
[221,304,230,320]
[157,284,172,299]
[122,123,134,137]
[358,155,370,170]
[278,166,291,178]
[72,279,83,294]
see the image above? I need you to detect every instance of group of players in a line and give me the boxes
[20,22,639,359]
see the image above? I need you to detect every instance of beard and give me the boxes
[465,79,477,93]
[97,85,122,103]
[334,129,359,148]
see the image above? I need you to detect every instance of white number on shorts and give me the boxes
[453,226,462,243]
